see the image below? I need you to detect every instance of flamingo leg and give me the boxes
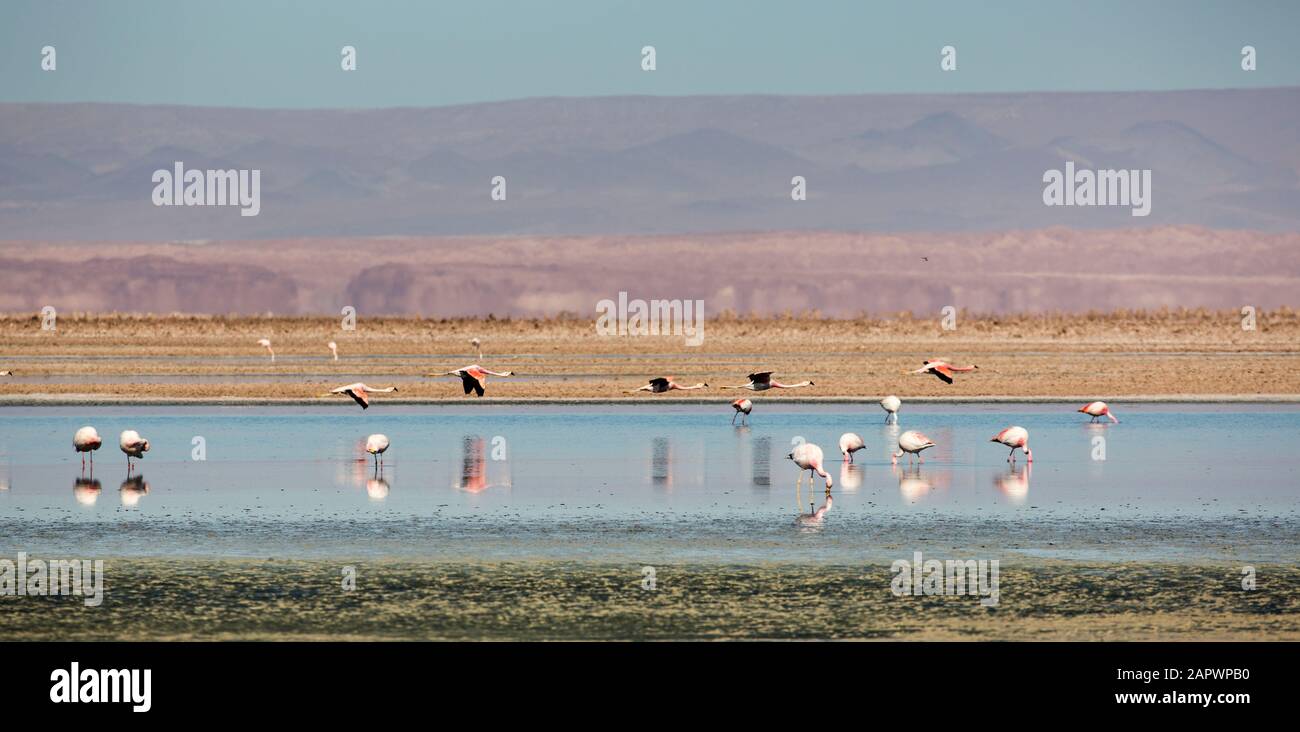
[731,412,737,425]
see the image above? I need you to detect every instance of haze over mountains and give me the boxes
[1,88,1298,239]
[3,228,1297,316]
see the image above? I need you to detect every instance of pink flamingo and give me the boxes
[1078,401,1119,423]
[839,432,866,462]
[257,338,275,363]
[328,341,338,361]
[434,365,515,397]
[73,426,102,471]
[892,430,935,465]
[910,359,977,384]
[119,430,149,474]
[788,442,833,489]
[990,426,1033,463]
[630,377,708,394]
[326,382,399,409]
[731,398,753,424]
[723,372,814,392]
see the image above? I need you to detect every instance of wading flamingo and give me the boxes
[629,377,708,394]
[880,395,901,423]
[731,398,753,425]
[327,382,399,409]
[1078,401,1119,423]
[839,432,866,463]
[892,430,935,465]
[257,338,275,363]
[73,426,102,470]
[910,359,977,384]
[788,442,833,490]
[990,426,1032,463]
[365,434,390,469]
[119,430,149,474]
[328,341,338,361]
[722,372,814,392]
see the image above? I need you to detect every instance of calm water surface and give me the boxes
[1,404,1297,563]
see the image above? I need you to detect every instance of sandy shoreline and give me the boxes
[3,311,1298,401]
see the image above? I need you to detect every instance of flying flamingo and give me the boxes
[722,372,814,392]
[328,341,338,361]
[880,395,901,423]
[365,434,390,469]
[839,432,866,463]
[73,426,102,471]
[327,382,399,409]
[910,359,977,384]
[892,430,935,465]
[430,338,515,396]
[731,398,752,425]
[257,338,275,363]
[1078,401,1119,423]
[788,442,833,489]
[629,377,708,394]
[119,430,149,474]
[990,426,1033,463]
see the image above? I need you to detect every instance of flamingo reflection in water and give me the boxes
[457,436,512,493]
[119,475,149,507]
[74,477,102,506]
[994,463,1031,505]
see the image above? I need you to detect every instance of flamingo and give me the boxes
[892,430,935,465]
[433,365,515,397]
[722,372,814,392]
[910,359,977,384]
[365,434,390,469]
[788,442,833,490]
[839,432,866,463]
[880,395,901,423]
[731,398,753,425]
[257,338,275,363]
[119,430,149,474]
[73,426,102,471]
[1079,401,1119,423]
[630,377,708,394]
[990,426,1032,463]
[0,370,11,376]
[327,382,399,409]
[328,341,338,361]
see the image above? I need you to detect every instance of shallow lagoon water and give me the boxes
[1,403,1297,564]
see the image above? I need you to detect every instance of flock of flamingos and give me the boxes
[66,338,1122,516]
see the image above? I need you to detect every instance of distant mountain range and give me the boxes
[1,88,1298,239]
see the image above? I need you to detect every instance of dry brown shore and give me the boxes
[1,310,1298,402]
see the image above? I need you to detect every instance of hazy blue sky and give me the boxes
[2,0,1297,108]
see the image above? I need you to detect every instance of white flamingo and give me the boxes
[119,430,150,474]
[892,430,935,465]
[257,338,275,363]
[990,426,1033,463]
[327,382,399,409]
[365,434,390,468]
[838,432,866,463]
[73,426,102,470]
[880,395,901,423]
[328,341,338,361]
